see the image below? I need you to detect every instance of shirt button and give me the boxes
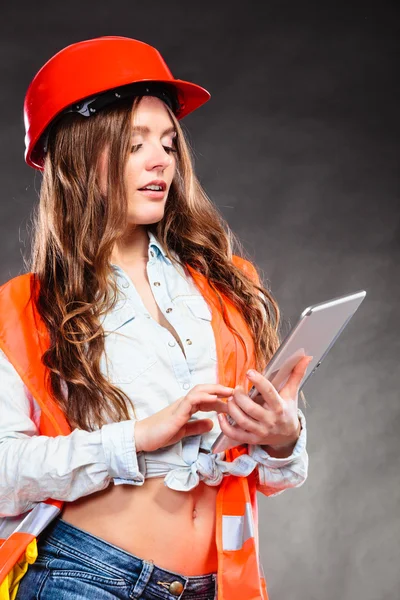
[153,282,161,286]
[186,339,192,345]
[168,340,176,347]
[166,308,173,313]
[169,581,184,596]
[183,383,190,390]
[121,280,129,289]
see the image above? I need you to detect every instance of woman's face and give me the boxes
[124,95,177,225]
[99,95,177,226]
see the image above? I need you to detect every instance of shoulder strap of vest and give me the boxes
[232,255,261,286]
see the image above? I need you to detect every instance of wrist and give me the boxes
[133,420,143,453]
[261,418,302,458]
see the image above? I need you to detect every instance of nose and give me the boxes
[145,144,173,172]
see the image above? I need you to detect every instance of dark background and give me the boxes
[1,1,399,598]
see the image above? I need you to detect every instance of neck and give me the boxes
[110,225,150,268]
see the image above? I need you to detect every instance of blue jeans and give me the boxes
[16,518,217,599]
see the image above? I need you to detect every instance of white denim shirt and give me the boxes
[0,230,308,518]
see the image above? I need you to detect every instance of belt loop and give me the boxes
[211,573,218,600]
[130,559,154,599]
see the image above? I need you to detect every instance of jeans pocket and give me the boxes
[38,573,129,599]
[39,553,130,599]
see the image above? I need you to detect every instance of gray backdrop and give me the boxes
[1,1,399,598]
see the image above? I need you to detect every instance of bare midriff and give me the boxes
[61,478,220,576]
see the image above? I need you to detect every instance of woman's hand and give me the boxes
[134,384,233,452]
[217,355,313,452]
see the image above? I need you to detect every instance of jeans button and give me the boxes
[169,581,184,595]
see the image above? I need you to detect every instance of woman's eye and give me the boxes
[130,143,177,154]
[163,145,177,155]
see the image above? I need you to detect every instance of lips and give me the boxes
[138,179,167,191]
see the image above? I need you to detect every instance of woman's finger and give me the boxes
[226,397,265,436]
[182,418,214,438]
[177,395,229,417]
[232,389,270,421]
[245,370,282,408]
[217,413,260,445]
[195,399,230,414]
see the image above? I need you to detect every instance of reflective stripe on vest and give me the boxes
[222,502,255,551]
[0,259,269,599]
[0,503,61,541]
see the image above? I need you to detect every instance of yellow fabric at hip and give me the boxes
[0,539,38,600]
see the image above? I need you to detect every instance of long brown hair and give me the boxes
[28,97,282,431]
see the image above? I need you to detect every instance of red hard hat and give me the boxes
[24,36,211,170]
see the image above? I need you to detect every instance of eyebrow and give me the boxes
[131,125,177,137]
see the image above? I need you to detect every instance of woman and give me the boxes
[0,37,310,600]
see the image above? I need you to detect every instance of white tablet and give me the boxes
[211,289,367,454]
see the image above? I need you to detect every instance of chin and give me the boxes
[126,198,167,224]
[127,211,165,226]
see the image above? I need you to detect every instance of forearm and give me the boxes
[0,429,109,516]
[0,420,144,517]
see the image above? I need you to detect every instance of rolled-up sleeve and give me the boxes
[101,420,145,486]
[0,349,144,517]
[248,408,308,497]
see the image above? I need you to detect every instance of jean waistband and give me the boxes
[39,517,216,597]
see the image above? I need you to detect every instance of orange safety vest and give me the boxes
[0,256,269,600]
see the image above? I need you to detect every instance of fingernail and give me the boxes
[246,369,256,378]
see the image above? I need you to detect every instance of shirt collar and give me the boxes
[110,230,173,277]
[147,229,171,263]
